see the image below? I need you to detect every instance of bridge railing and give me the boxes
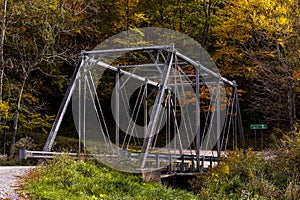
[20,149,221,173]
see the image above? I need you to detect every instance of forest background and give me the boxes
[0,0,299,158]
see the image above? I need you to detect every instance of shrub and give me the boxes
[191,127,300,199]
[190,149,281,199]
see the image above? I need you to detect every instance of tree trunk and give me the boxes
[0,0,8,102]
[0,0,8,156]
[202,0,212,48]
[2,129,6,154]
[9,75,27,158]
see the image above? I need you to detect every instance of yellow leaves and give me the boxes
[217,0,293,35]
[247,1,290,33]
[19,105,55,134]
[252,11,267,28]
[99,193,107,199]
[248,171,254,179]
[103,172,112,180]
[275,5,287,15]
[133,13,149,23]
[45,114,55,122]
[75,29,81,34]
[213,0,298,81]
[278,16,288,26]
[258,0,276,11]
[210,164,230,182]
[211,172,219,182]
[48,5,58,14]
[214,40,227,49]
[277,38,284,47]
[221,165,230,175]
[0,101,10,119]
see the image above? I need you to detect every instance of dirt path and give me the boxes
[0,166,35,200]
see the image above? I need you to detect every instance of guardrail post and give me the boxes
[201,156,205,170]
[181,155,184,172]
[19,149,26,159]
[191,155,195,172]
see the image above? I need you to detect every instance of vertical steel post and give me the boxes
[196,68,200,171]
[217,79,221,157]
[144,82,148,142]
[83,75,87,152]
[78,77,81,153]
[254,130,257,150]
[261,130,263,149]
[115,69,120,154]
[173,70,177,173]
[167,89,171,171]
[181,155,184,172]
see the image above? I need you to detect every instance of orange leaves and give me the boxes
[292,70,300,81]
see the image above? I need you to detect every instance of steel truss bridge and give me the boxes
[40,44,244,175]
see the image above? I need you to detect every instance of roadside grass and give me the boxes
[21,155,198,200]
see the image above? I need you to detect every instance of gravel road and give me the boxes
[0,166,35,200]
